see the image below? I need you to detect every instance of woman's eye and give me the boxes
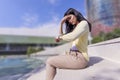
[67,17,71,20]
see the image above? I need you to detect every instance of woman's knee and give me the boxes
[46,57,55,65]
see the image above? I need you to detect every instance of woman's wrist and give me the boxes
[58,35,62,39]
[59,22,64,35]
[60,15,68,25]
[55,35,62,42]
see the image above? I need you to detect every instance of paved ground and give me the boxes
[26,38,120,80]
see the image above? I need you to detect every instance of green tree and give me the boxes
[92,28,120,44]
[92,36,103,43]
[26,46,44,57]
[113,28,120,37]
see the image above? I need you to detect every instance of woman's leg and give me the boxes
[46,53,88,80]
[46,62,56,80]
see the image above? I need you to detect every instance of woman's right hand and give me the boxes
[61,15,70,25]
[61,15,72,24]
[59,15,71,35]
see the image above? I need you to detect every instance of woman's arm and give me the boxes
[56,15,79,42]
[56,15,71,42]
[59,20,89,41]
[59,23,63,35]
[59,15,73,35]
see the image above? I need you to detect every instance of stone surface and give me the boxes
[26,38,120,80]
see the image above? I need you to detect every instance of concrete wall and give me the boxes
[88,37,120,63]
[26,38,120,80]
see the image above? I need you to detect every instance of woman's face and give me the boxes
[67,14,78,25]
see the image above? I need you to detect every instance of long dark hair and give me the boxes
[64,8,91,33]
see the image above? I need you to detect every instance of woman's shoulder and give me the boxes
[77,20,89,27]
[79,20,88,24]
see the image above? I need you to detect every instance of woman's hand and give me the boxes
[61,15,72,25]
[55,35,62,42]
[59,15,72,35]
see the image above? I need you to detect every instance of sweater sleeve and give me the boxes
[60,20,89,41]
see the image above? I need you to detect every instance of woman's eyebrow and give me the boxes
[67,17,71,21]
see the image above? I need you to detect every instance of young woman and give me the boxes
[46,8,91,80]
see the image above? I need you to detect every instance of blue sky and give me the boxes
[0,0,86,36]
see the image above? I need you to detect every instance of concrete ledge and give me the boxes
[88,38,120,63]
[26,38,120,80]
[27,56,120,80]
[54,58,120,80]
[32,42,71,56]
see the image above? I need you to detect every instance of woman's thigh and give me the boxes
[46,54,87,69]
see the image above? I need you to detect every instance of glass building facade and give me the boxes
[86,0,120,36]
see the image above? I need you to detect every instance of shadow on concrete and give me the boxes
[86,67,120,80]
[88,56,103,67]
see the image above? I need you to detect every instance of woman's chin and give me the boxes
[72,23,76,26]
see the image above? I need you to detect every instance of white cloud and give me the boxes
[48,0,56,4]
[48,0,60,5]
[0,12,62,37]
[0,14,61,37]
[0,21,59,37]
[21,13,39,27]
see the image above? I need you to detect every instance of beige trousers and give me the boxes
[46,51,88,80]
